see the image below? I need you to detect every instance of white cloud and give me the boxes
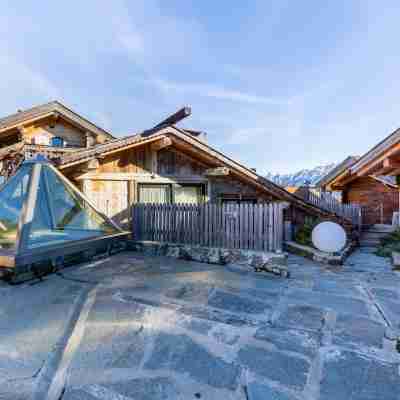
[150,78,292,106]
[0,54,58,102]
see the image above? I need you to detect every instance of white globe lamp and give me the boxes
[312,221,346,253]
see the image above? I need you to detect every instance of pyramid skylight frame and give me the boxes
[0,158,129,276]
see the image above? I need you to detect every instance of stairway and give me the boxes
[359,224,395,248]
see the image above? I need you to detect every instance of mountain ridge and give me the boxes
[265,163,336,187]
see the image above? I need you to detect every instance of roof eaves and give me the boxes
[315,156,359,187]
[350,127,400,173]
[0,101,115,139]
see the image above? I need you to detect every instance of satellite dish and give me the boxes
[312,221,346,253]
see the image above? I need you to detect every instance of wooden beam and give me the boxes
[371,158,400,176]
[150,137,172,152]
[153,107,191,128]
[86,158,100,170]
[204,167,230,177]
[356,142,400,177]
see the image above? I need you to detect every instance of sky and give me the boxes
[1,1,400,174]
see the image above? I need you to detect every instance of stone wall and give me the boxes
[128,240,289,278]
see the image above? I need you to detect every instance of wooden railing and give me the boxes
[132,202,288,252]
[306,189,362,226]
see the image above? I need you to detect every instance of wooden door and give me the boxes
[85,180,129,228]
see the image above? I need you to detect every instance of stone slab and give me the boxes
[208,290,271,315]
[254,325,320,357]
[286,288,370,316]
[333,314,386,349]
[65,378,180,400]
[145,333,241,390]
[247,383,296,400]
[238,345,310,391]
[275,304,326,331]
[320,349,399,400]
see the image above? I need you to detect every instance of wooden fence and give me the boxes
[132,202,288,252]
[306,190,362,226]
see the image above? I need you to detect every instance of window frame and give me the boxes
[137,183,205,204]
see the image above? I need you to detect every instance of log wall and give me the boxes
[343,177,398,225]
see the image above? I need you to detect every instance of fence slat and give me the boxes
[132,202,288,252]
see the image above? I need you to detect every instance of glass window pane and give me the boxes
[173,185,201,204]
[0,165,32,249]
[139,185,170,204]
[51,137,64,147]
[26,165,119,249]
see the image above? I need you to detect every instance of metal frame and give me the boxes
[0,159,130,274]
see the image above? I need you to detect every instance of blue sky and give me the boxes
[1,1,400,173]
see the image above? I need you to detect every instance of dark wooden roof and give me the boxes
[0,101,114,139]
[58,126,355,223]
[315,156,359,188]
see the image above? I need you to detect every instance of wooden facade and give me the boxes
[319,129,400,226]
[0,102,359,238]
[63,141,278,227]
[342,177,399,225]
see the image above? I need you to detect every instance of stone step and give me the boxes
[363,224,396,234]
[361,232,390,240]
[359,239,380,247]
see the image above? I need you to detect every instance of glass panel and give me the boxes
[139,185,170,204]
[26,165,119,249]
[0,165,32,249]
[173,185,201,204]
[51,137,64,147]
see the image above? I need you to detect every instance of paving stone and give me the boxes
[71,323,145,369]
[237,287,281,302]
[208,290,271,315]
[87,295,147,324]
[286,289,369,316]
[313,279,359,297]
[180,317,213,335]
[320,349,400,400]
[145,333,241,390]
[247,383,296,400]
[211,326,240,345]
[371,287,400,301]
[181,305,260,327]
[165,283,212,303]
[275,304,325,331]
[377,298,400,328]
[64,388,98,400]
[254,325,320,357]
[238,345,310,390]
[333,314,386,349]
[107,377,180,400]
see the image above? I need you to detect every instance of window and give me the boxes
[51,137,64,148]
[138,183,205,204]
[138,184,171,204]
[173,184,204,204]
[221,197,257,205]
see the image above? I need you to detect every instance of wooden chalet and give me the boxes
[0,101,113,179]
[0,102,356,236]
[319,133,400,225]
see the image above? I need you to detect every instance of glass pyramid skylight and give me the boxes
[0,158,128,279]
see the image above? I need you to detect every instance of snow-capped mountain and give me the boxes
[265,163,336,187]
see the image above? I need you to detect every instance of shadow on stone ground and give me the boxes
[0,248,399,399]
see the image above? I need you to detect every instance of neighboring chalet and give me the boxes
[318,137,400,225]
[0,101,113,180]
[0,102,354,233]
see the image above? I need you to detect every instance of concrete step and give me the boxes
[361,232,391,240]
[360,241,380,247]
[364,224,396,233]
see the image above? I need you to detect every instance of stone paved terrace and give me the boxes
[0,249,399,400]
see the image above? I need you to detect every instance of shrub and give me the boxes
[295,218,320,247]
[375,229,400,258]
